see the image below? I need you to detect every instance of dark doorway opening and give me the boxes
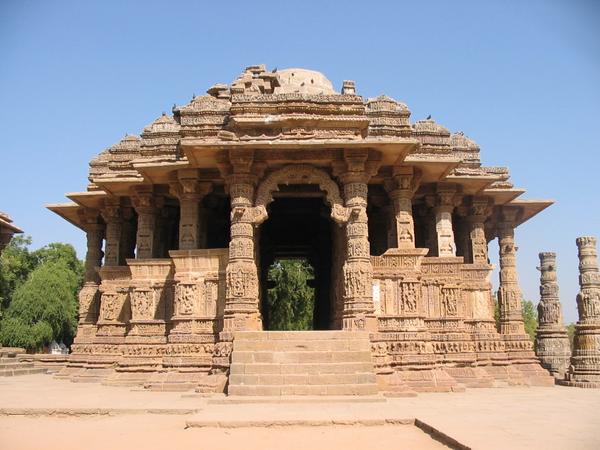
[259,194,333,330]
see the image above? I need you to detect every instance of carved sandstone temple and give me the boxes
[49,66,553,393]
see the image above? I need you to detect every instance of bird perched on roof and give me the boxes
[426,114,432,120]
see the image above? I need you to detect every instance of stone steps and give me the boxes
[0,354,47,377]
[227,331,379,396]
[0,367,47,376]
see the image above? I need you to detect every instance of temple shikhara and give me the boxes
[49,65,559,394]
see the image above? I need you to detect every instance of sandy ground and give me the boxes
[0,416,444,450]
[1,374,600,450]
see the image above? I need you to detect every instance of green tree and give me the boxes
[0,240,83,351]
[0,260,79,351]
[266,259,315,331]
[0,236,37,316]
[566,322,576,347]
[522,299,538,342]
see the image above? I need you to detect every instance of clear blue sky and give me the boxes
[1,1,598,323]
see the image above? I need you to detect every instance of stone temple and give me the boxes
[49,65,555,394]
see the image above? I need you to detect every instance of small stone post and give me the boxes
[535,252,570,377]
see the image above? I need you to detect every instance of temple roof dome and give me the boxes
[413,118,450,136]
[142,113,180,134]
[274,68,337,95]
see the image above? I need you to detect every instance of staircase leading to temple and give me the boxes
[227,331,379,396]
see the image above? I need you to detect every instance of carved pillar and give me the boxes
[388,166,420,249]
[133,188,162,259]
[497,207,526,335]
[467,197,491,264]
[222,150,262,332]
[102,202,123,266]
[337,149,379,330]
[433,184,457,257]
[535,252,570,377]
[77,210,104,326]
[120,206,136,263]
[563,236,600,386]
[171,169,212,251]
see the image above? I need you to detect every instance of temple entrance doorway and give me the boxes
[258,192,334,330]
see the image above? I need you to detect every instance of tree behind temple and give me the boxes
[266,260,315,331]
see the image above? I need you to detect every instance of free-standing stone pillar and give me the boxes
[388,166,420,249]
[497,207,527,336]
[535,252,570,377]
[434,184,457,257]
[561,236,600,387]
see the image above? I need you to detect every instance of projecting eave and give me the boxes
[0,217,23,234]
[443,174,500,195]
[132,159,190,184]
[404,156,462,183]
[508,199,555,227]
[66,191,109,210]
[181,137,419,168]
[91,177,145,196]
[46,202,86,231]
[482,188,526,205]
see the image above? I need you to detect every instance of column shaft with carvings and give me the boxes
[338,149,379,330]
[535,252,570,377]
[467,198,490,264]
[76,210,104,331]
[133,188,162,259]
[170,169,212,251]
[497,208,526,335]
[222,151,262,333]
[388,166,420,249]
[102,203,123,266]
[562,236,600,387]
[433,184,457,257]
[96,201,132,338]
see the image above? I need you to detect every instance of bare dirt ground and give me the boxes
[1,374,600,450]
[0,416,445,450]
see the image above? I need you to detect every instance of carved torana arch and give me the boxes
[253,164,349,225]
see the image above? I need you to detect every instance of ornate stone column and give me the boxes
[77,212,104,326]
[222,150,262,333]
[561,236,600,387]
[535,252,570,377]
[102,202,123,266]
[170,169,212,251]
[496,207,526,336]
[467,197,491,264]
[388,166,420,249]
[132,187,162,259]
[337,149,379,331]
[433,184,457,257]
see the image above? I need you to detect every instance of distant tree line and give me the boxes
[0,236,82,351]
